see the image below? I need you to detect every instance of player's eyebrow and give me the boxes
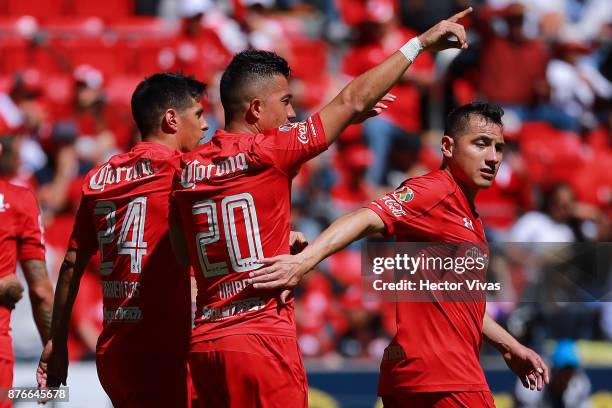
[196,107,204,116]
[281,94,293,101]
[475,135,505,149]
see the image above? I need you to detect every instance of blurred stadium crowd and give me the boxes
[1,0,611,377]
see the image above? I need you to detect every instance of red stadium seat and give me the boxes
[0,37,29,74]
[0,16,39,38]
[63,36,127,78]
[125,37,175,76]
[108,17,176,38]
[0,75,11,92]
[288,38,328,81]
[0,37,65,75]
[70,0,134,22]
[43,17,105,38]
[105,75,141,107]
[42,74,72,106]
[6,0,66,21]
[519,122,585,188]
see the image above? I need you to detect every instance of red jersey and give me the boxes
[366,169,490,395]
[69,142,191,356]
[0,180,45,361]
[171,114,328,343]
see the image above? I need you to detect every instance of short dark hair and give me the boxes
[131,72,206,137]
[444,102,504,138]
[220,50,291,124]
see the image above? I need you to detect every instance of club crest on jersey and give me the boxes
[463,217,474,230]
[393,186,414,202]
[278,122,299,132]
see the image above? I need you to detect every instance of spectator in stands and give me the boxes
[8,69,46,136]
[547,37,612,130]
[476,147,534,241]
[340,0,435,186]
[509,183,577,243]
[400,0,465,34]
[474,3,576,130]
[174,0,240,84]
[330,144,373,216]
[514,339,592,408]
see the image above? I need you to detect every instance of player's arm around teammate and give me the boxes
[249,208,385,303]
[249,207,550,392]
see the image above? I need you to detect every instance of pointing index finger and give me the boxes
[448,7,473,23]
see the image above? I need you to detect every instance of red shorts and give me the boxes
[382,391,496,408]
[96,353,189,408]
[189,334,307,408]
[0,358,13,408]
[187,363,204,408]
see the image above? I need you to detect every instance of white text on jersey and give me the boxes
[181,153,248,189]
[90,159,155,191]
[102,280,141,299]
[218,278,250,300]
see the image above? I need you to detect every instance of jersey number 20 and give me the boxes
[192,193,264,277]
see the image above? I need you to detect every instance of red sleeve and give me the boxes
[16,189,45,262]
[169,159,183,227]
[255,113,328,177]
[365,178,451,238]
[68,193,97,254]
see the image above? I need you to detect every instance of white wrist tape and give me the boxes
[400,37,424,63]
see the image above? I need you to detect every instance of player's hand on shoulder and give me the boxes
[248,254,310,302]
[0,274,24,309]
[350,93,396,125]
[418,7,472,52]
[503,343,549,391]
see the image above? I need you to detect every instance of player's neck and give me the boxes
[443,167,478,206]
[225,121,261,135]
[143,133,178,151]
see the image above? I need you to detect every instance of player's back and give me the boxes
[71,142,191,355]
[172,115,327,342]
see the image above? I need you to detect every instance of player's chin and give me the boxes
[474,175,495,188]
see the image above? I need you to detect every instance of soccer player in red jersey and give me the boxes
[169,9,474,407]
[0,136,54,408]
[36,73,207,408]
[250,102,551,407]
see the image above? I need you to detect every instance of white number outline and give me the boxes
[193,200,229,277]
[222,193,264,272]
[117,197,148,274]
[192,193,263,277]
[94,201,117,276]
[95,197,148,276]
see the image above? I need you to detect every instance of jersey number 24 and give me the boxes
[95,197,148,276]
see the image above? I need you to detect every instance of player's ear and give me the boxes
[441,135,454,159]
[162,108,179,133]
[246,98,262,125]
